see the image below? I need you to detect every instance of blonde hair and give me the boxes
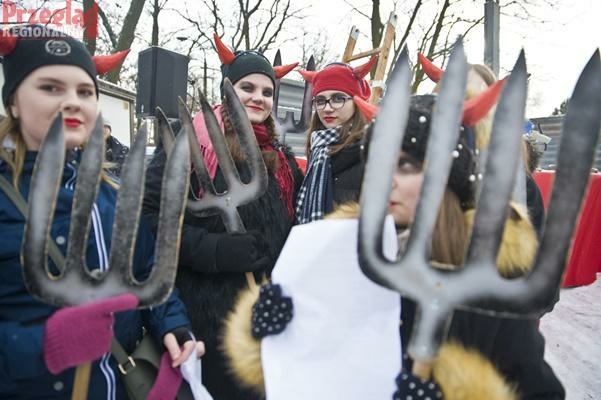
[431,190,470,266]
[304,108,367,160]
[0,113,27,187]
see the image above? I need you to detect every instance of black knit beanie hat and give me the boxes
[402,95,477,208]
[1,25,98,107]
[361,94,477,209]
[221,50,276,89]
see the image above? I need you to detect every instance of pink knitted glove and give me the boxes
[146,352,183,400]
[43,293,139,374]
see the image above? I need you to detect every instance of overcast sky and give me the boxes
[299,0,601,117]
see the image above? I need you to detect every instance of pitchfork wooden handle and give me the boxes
[71,362,91,400]
[411,360,432,381]
[245,272,258,292]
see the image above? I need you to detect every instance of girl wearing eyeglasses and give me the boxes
[295,57,377,224]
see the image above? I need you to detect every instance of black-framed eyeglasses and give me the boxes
[312,94,353,110]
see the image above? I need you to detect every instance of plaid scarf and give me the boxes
[295,128,340,224]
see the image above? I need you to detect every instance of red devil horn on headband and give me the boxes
[298,69,318,82]
[462,77,506,127]
[213,33,236,65]
[274,62,299,79]
[353,55,378,79]
[417,52,444,83]
[353,95,379,121]
[92,49,130,75]
[0,30,18,55]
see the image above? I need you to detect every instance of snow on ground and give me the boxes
[540,275,601,399]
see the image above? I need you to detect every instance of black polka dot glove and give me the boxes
[392,370,444,400]
[251,283,293,339]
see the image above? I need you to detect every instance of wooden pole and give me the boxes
[370,12,397,103]
[342,26,360,63]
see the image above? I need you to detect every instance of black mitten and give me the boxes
[393,370,443,400]
[251,283,293,338]
[215,230,270,273]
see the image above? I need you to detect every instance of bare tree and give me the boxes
[344,0,559,93]
[83,0,147,83]
[300,30,337,69]
[149,0,170,46]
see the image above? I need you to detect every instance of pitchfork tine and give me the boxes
[139,122,190,305]
[156,107,176,155]
[22,113,67,287]
[358,46,412,288]
[180,95,215,202]
[199,84,241,190]
[465,51,527,266]
[21,111,190,307]
[523,50,601,306]
[185,79,269,232]
[107,124,148,284]
[65,115,105,278]
[406,40,468,259]
[222,78,269,202]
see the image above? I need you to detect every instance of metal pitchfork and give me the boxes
[157,79,269,290]
[22,110,191,399]
[358,42,601,378]
[273,51,314,141]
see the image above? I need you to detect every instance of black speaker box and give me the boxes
[136,47,190,118]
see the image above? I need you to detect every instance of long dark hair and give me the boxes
[220,104,281,174]
[304,108,367,160]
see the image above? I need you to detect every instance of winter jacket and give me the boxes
[143,125,304,400]
[330,140,364,206]
[104,135,129,177]
[222,203,564,399]
[0,151,190,400]
[398,204,565,400]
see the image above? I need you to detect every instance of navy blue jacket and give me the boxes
[0,151,190,399]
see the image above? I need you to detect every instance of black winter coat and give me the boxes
[400,299,565,399]
[143,138,303,400]
[330,141,364,206]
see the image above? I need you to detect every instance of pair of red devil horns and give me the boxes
[0,30,129,75]
[415,52,506,126]
[353,76,505,127]
[213,33,298,79]
[297,55,378,82]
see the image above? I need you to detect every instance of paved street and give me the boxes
[540,275,601,399]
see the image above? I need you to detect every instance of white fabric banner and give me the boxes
[262,217,401,400]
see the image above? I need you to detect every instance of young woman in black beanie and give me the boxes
[0,25,202,399]
[143,33,303,399]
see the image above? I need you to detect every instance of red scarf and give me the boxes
[253,123,295,221]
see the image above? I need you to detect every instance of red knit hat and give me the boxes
[299,55,377,100]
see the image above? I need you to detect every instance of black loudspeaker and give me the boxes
[136,47,190,118]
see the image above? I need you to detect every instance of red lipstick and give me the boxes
[64,118,82,128]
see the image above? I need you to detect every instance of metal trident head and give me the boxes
[22,111,191,308]
[273,52,315,138]
[178,78,268,234]
[358,42,601,363]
